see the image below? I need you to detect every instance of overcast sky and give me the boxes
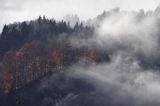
[0,0,160,31]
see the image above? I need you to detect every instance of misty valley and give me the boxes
[1,7,160,106]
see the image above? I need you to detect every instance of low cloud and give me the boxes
[96,10,160,57]
[59,8,160,105]
[35,53,160,106]
[66,53,160,105]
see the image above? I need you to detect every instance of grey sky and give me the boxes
[0,0,160,31]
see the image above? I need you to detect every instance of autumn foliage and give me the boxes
[0,17,109,96]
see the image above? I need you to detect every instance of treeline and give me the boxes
[0,16,92,59]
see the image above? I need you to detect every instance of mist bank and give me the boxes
[59,6,160,105]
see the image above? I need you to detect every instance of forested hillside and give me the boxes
[2,7,160,106]
[0,16,111,106]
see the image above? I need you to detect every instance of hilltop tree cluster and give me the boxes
[0,16,110,102]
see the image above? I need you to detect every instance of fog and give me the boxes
[24,7,160,106]
[66,55,160,106]
[34,54,160,105]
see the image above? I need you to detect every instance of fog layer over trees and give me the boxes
[1,7,160,106]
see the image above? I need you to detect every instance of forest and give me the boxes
[0,16,110,105]
[1,8,160,106]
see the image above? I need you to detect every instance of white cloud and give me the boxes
[96,11,160,58]
[68,53,160,105]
